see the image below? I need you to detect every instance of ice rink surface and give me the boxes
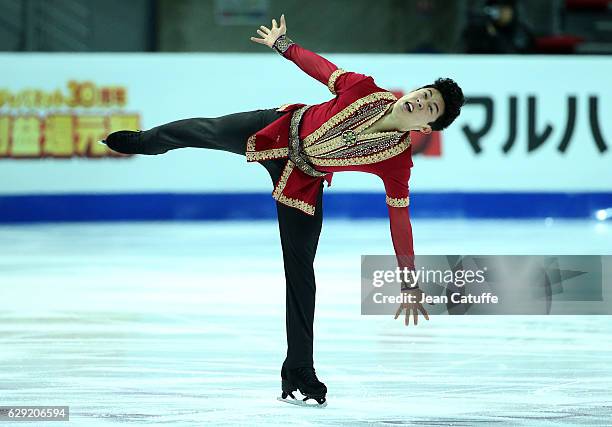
[1,219,611,426]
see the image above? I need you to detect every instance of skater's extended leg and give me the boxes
[272,179,328,405]
[103,109,284,156]
[275,181,324,370]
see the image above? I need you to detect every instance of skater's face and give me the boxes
[392,87,445,134]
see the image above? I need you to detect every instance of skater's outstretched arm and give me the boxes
[381,165,430,326]
[250,14,368,95]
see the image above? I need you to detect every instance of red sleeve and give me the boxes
[388,205,415,271]
[381,163,416,290]
[282,43,368,95]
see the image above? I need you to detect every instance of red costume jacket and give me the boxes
[245,41,416,275]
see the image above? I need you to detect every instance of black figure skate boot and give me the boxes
[99,130,143,154]
[277,364,327,407]
[100,130,169,155]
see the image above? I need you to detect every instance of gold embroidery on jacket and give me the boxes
[303,91,397,147]
[315,133,405,162]
[271,161,316,215]
[245,134,289,161]
[327,69,347,95]
[308,137,410,166]
[386,195,410,208]
[299,91,411,167]
[305,131,403,157]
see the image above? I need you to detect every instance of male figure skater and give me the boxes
[102,15,465,407]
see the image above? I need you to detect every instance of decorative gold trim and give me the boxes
[386,195,410,208]
[246,147,288,161]
[354,101,395,135]
[303,91,397,147]
[287,105,327,177]
[245,134,289,161]
[307,136,411,167]
[305,130,402,157]
[299,92,409,167]
[357,130,400,139]
[246,133,256,153]
[313,134,402,162]
[327,68,347,95]
[276,103,292,112]
[271,161,316,215]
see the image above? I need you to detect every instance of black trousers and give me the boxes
[137,109,323,369]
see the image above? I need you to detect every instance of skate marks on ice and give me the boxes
[1,220,611,425]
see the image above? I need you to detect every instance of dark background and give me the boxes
[0,0,610,54]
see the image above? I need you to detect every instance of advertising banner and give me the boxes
[1,54,610,220]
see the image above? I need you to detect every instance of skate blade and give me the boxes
[277,396,327,408]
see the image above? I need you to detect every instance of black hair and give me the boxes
[420,78,465,131]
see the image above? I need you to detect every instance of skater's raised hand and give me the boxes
[250,14,287,48]
[394,287,430,326]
